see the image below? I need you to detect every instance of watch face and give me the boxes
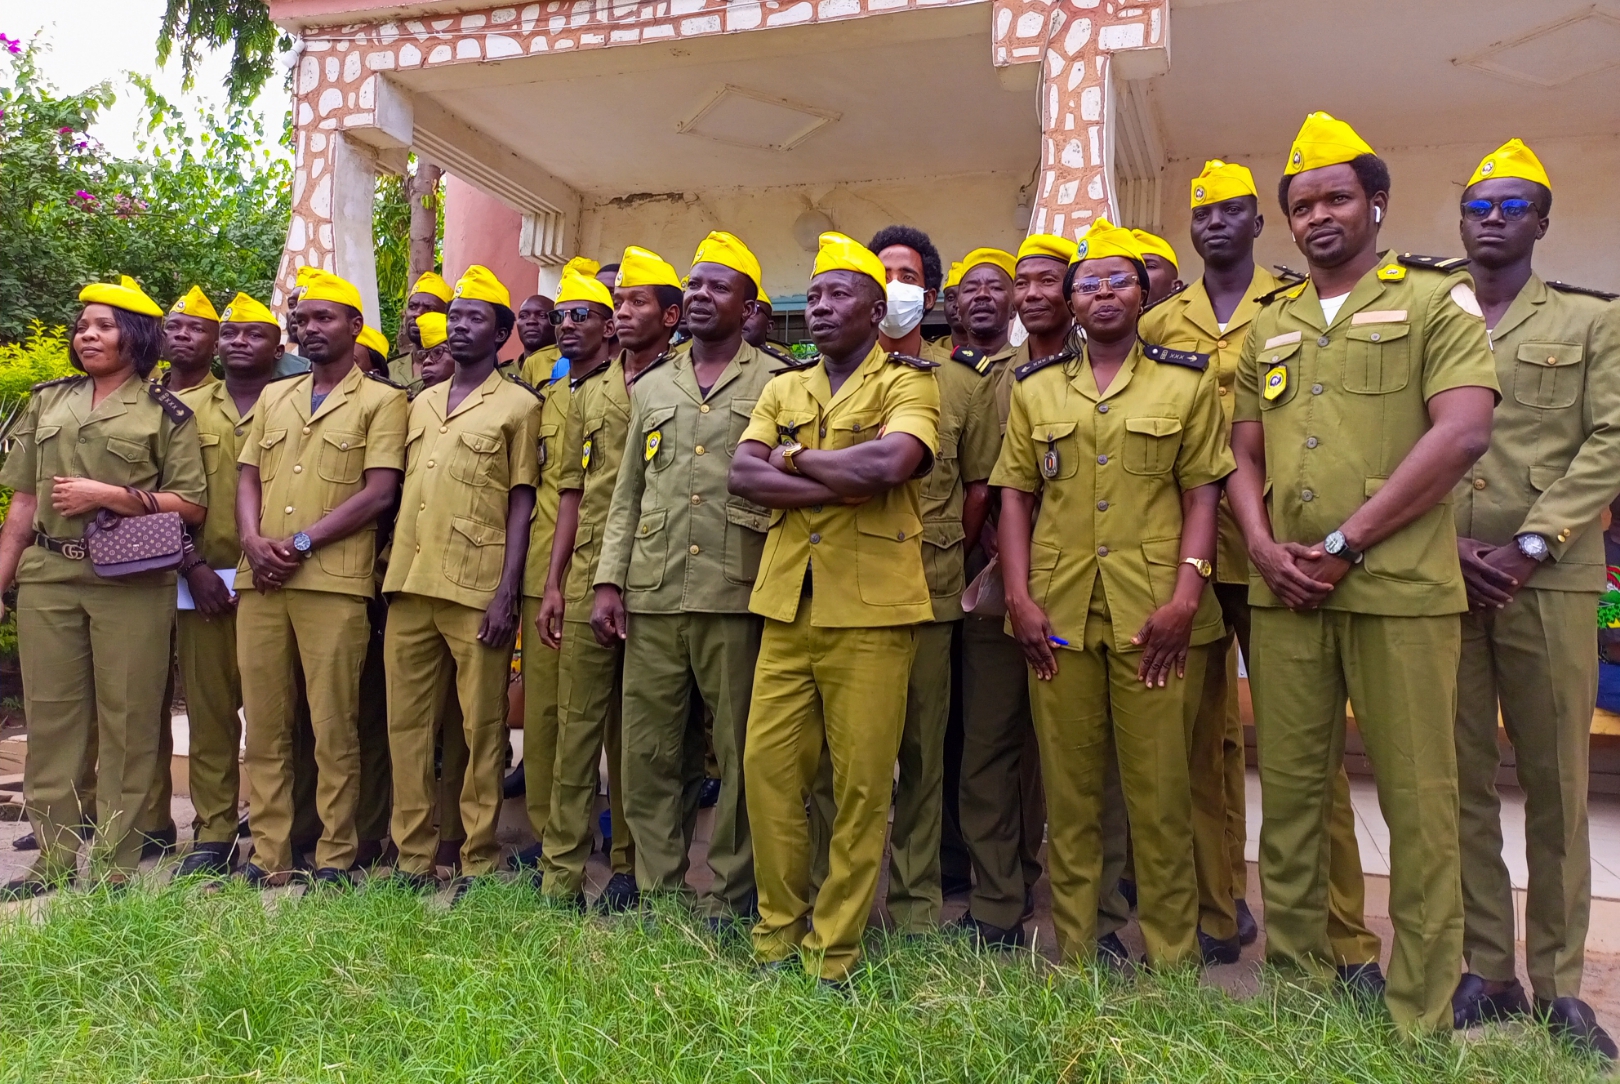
[1323,531,1344,555]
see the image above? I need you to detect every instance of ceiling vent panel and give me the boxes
[676,85,840,152]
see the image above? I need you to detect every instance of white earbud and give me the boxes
[1374,207,1383,224]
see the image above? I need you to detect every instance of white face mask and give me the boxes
[879,280,927,338]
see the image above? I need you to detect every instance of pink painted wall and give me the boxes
[442,174,537,362]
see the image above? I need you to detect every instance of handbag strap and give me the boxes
[123,485,162,515]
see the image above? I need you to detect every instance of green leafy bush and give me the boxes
[0,321,72,402]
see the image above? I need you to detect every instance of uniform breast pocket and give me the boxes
[537,423,559,475]
[828,410,882,450]
[852,507,927,606]
[197,433,222,476]
[448,431,503,487]
[1123,417,1184,476]
[105,434,154,481]
[317,431,366,484]
[727,398,757,453]
[31,425,61,477]
[443,516,506,592]
[1343,323,1412,394]
[724,500,772,586]
[257,429,288,480]
[1257,341,1302,410]
[628,508,668,591]
[1513,341,1584,409]
[405,427,425,473]
[1030,421,1080,481]
[640,407,678,473]
[919,443,958,501]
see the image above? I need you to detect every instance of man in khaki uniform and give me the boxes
[1227,112,1498,1032]
[237,267,407,886]
[729,232,940,983]
[389,271,452,390]
[594,237,772,920]
[384,265,539,892]
[1141,159,1381,966]
[1447,139,1620,1060]
[536,261,656,909]
[171,293,285,877]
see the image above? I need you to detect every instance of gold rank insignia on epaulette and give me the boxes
[1013,349,1075,382]
[31,374,87,393]
[1142,280,1191,314]
[364,370,404,390]
[1396,253,1469,274]
[1255,280,1307,306]
[1547,280,1620,302]
[950,346,994,375]
[887,351,939,371]
[1143,343,1210,372]
[146,380,193,422]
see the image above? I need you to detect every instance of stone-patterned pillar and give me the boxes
[992,0,1171,241]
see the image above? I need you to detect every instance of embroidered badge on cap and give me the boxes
[1075,240,1089,259]
[1194,185,1206,201]
[581,438,593,470]
[644,430,661,462]
[1265,364,1288,401]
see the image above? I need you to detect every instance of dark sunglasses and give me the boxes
[1074,273,1138,295]
[1462,198,1537,220]
[547,306,598,326]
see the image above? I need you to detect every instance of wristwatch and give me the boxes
[1515,532,1550,562]
[1182,557,1213,579]
[1322,529,1364,565]
[292,531,315,560]
[780,440,805,475]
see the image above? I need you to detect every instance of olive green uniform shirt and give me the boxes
[1453,275,1620,592]
[596,342,778,613]
[521,345,563,384]
[383,369,541,609]
[557,353,636,612]
[1233,254,1499,615]
[919,340,1002,621]
[740,342,941,628]
[0,374,208,586]
[237,365,408,595]
[521,375,571,599]
[177,379,258,569]
[1140,266,1288,585]
[990,342,1233,652]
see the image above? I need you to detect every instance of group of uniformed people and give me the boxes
[1,108,1617,1056]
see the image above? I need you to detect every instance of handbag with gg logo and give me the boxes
[82,487,187,578]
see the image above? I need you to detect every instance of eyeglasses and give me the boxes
[1073,273,1138,295]
[1462,198,1537,220]
[546,306,599,326]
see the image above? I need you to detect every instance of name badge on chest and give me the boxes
[644,430,661,462]
[1264,364,1288,401]
[1042,438,1060,480]
[581,438,593,470]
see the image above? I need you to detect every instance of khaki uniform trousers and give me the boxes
[136,630,179,837]
[1251,606,1463,1033]
[541,618,632,899]
[19,579,173,878]
[384,593,512,877]
[355,599,393,843]
[239,587,369,873]
[621,611,760,916]
[747,605,917,982]
[434,686,469,845]
[521,596,561,843]
[1457,588,1597,1001]
[1032,581,1205,968]
[176,609,243,843]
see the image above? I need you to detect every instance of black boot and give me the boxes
[1539,997,1618,1062]
[174,842,236,878]
[1233,897,1258,946]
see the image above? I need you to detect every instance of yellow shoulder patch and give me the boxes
[1376,264,1407,282]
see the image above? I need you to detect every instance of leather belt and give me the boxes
[36,532,86,561]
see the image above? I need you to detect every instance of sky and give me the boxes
[0,0,290,160]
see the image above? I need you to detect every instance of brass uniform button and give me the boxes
[440,426,448,433]
[700,404,710,413]
[1219,386,1229,396]
[1217,339,1229,349]
[302,426,311,435]
[292,464,303,473]
[689,544,701,555]
[426,460,435,468]
[284,505,294,514]
[694,444,706,455]
[690,494,702,505]
[1472,478,1487,490]
[1546,356,1557,366]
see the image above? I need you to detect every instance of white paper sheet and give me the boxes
[177,567,237,610]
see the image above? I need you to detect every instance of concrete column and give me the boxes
[275,127,382,327]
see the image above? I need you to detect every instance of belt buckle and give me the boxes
[59,539,86,561]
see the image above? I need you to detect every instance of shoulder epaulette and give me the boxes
[267,370,305,384]
[771,353,819,374]
[364,370,404,390]
[1014,349,1074,382]
[760,343,798,367]
[887,351,939,372]
[1547,280,1620,302]
[501,370,546,401]
[628,350,674,387]
[31,374,87,393]
[1255,279,1307,307]
[1143,343,1210,372]
[568,356,613,390]
[1397,253,1469,272]
[1141,280,1191,314]
[146,381,193,423]
[1273,264,1309,284]
[951,346,995,376]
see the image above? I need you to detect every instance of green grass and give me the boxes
[0,879,1601,1083]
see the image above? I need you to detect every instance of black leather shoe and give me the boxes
[597,872,640,913]
[11,830,37,851]
[1198,929,1241,966]
[1095,931,1135,978]
[1539,997,1618,1062]
[140,825,178,859]
[1451,973,1529,1030]
[1117,878,1137,911]
[951,913,1025,950]
[1234,897,1258,946]
[698,777,721,809]
[1021,887,1036,924]
[307,867,353,891]
[240,863,302,889]
[448,876,482,906]
[503,763,526,800]
[175,842,236,878]
[1335,962,1387,1002]
[384,869,437,895]
[0,875,56,901]
[508,843,544,873]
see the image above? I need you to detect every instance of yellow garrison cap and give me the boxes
[561,256,600,280]
[297,267,363,311]
[453,265,511,309]
[416,312,448,350]
[169,285,219,322]
[810,231,886,287]
[556,266,613,308]
[410,270,453,303]
[1191,159,1257,207]
[1131,229,1178,270]
[358,325,390,357]
[691,231,764,294]
[79,275,164,319]
[961,247,1018,282]
[220,292,278,326]
[615,246,681,289]
[1070,218,1142,264]
[1469,138,1550,191]
[1285,111,1376,175]
[943,261,964,290]
[1016,234,1078,265]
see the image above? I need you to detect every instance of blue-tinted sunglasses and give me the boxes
[1462,198,1537,220]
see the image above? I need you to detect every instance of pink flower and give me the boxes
[58,126,72,134]
[74,190,94,203]
[0,35,20,55]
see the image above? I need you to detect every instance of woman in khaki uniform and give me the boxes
[993,222,1234,968]
[0,277,207,896]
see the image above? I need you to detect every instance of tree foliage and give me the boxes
[157,0,286,110]
[374,159,445,351]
